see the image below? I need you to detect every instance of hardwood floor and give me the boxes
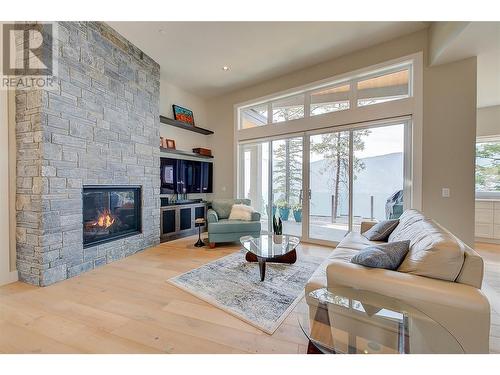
[475,242,500,354]
[0,237,331,354]
[0,238,499,353]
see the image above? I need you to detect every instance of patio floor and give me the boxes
[261,216,364,242]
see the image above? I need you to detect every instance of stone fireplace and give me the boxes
[15,22,160,286]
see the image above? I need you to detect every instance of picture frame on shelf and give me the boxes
[165,138,176,150]
[172,104,195,126]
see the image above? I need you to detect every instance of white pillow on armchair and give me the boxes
[228,204,254,221]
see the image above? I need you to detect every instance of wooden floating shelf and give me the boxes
[160,148,214,160]
[160,115,214,135]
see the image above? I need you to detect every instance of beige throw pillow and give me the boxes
[228,204,254,221]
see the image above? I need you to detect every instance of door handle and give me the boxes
[300,189,312,200]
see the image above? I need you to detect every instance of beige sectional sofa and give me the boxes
[305,209,490,353]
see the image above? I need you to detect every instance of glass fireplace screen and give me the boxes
[82,186,142,248]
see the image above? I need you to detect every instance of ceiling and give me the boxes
[431,22,500,108]
[107,22,428,98]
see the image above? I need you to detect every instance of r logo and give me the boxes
[2,23,53,76]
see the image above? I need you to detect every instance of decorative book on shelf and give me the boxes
[159,115,214,135]
[192,148,212,157]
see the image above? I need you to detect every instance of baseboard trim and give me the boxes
[475,237,500,245]
[0,270,18,286]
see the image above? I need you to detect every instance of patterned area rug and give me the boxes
[168,250,324,334]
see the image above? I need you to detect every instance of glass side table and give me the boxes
[297,287,464,354]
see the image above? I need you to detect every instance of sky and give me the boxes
[355,123,405,158]
[309,123,405,162]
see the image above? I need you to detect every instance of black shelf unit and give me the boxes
[160,115,214,135]
[160,148,214,160]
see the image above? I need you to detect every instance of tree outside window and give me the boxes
[476,141,500,196]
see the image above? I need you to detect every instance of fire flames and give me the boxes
[93,210,115,229]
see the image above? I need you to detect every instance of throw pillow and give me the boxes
[362,219,399,241]
[228,204,254,221]
[350,240,410,270]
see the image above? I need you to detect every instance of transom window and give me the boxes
[272,94,305,123]
[310,83,350,116]
[357,68,410,107]
[238,63,412,129]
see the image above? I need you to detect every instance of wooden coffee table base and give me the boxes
[307,340,324,354]
[245,249,297,281]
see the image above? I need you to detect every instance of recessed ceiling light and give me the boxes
[222,66,230,71]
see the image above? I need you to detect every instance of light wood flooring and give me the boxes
[0,237,330,353]
[475,242,500,353]
[0,238,499,353]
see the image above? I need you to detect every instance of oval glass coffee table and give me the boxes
[297,287,464,354]
[240,234,300,281]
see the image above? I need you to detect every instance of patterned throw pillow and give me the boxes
[350,240,410,270]
[362,219,399,241]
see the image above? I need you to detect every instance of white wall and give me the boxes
[159,78,212,151]
[159,77,215,199]
[206,29,478,245]
[477,105,500,138]
[428,22,470,65]
[0,23,17,284]
[423,56,477,246]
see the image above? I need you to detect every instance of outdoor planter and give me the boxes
[293,209,302,223]
[279,207,290,221]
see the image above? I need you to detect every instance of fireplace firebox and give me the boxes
[83,186,142,248]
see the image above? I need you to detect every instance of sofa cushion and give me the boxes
[351,240,410,270]
[393,210,465,282]
[388,209,425,242]
[305,247,358,299]
[328,247,359,262]
[211,199,251,219]
[208,219,260,234]
[337,232,383,251]
[305,260,329,296]
[362,219,399,241]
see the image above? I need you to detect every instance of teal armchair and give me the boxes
[207,199,261,248]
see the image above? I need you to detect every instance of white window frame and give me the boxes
[475,135,500,199]
[234,52,423,213]
[237,117,412,245]
[237,61,413,131]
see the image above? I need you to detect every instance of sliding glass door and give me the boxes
[239,141,270,232]
[352,123,406,230]
[238,119,411,244]
[239,136,303,235]
[308,130,350,242]
[272,137,303,236]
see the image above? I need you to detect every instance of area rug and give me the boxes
[168,250,324,334]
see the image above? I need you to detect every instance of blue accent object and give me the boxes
[293,209,302,223]
[207,199,261,246]
[279,207,290,221]
[386,190,404,219]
